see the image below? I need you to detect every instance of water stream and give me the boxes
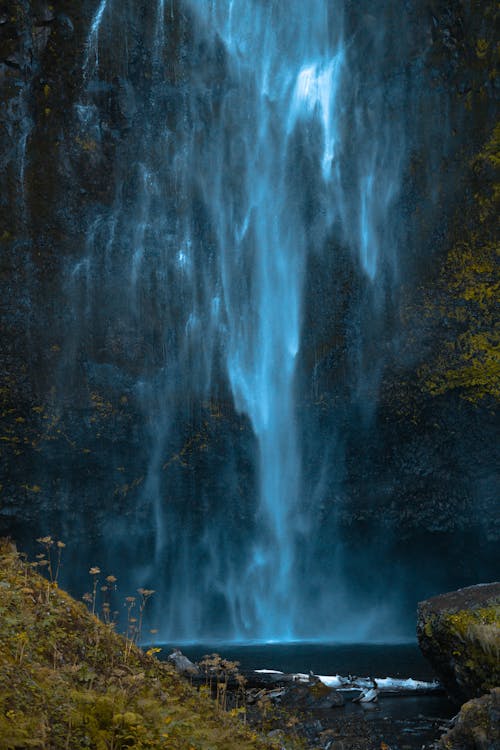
[67,0,430,640]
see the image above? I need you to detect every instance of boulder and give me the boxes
[417,583,500,703]
[279,683,344,710]
[439,688,500,750]
[167,649,199,676]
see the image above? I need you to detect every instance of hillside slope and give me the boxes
[0,539,276,750]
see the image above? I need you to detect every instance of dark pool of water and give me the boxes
[158,641,437,681]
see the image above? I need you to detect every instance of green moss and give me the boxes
[445,606,500,637]
[439,689,500,750]
[308,681,332,698]
[420,124,499,403]
[437,606,500,694]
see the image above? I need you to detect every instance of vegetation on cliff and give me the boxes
[419,123,499,404]
[0,539,280,750]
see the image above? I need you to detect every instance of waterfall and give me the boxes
[84,0,109,79]
[66,0,414,640]
[185,1,345,637]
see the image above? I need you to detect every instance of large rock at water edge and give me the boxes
[417,583,500,704]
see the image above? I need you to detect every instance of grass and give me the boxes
[0,539,287,750]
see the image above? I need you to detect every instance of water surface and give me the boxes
[160,641,436,680]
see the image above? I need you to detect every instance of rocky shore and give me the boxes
[168,649,451,749]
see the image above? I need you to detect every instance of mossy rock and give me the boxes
[417,583,500,704]
[439,688,500,750]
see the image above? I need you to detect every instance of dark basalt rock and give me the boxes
[244,671,296,689]
[279,683,345,710]
[417,583,500,704]
[248,681,345,711]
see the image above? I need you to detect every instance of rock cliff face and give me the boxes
[417,583,500,704]
[0,1,498,634]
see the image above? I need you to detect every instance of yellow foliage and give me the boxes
[420,125,499,402]
[76,136,98,152]
[475,38,489,59]
[0,541,275,750]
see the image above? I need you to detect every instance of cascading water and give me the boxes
[189,1,347,637]
[63,0,423,640]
